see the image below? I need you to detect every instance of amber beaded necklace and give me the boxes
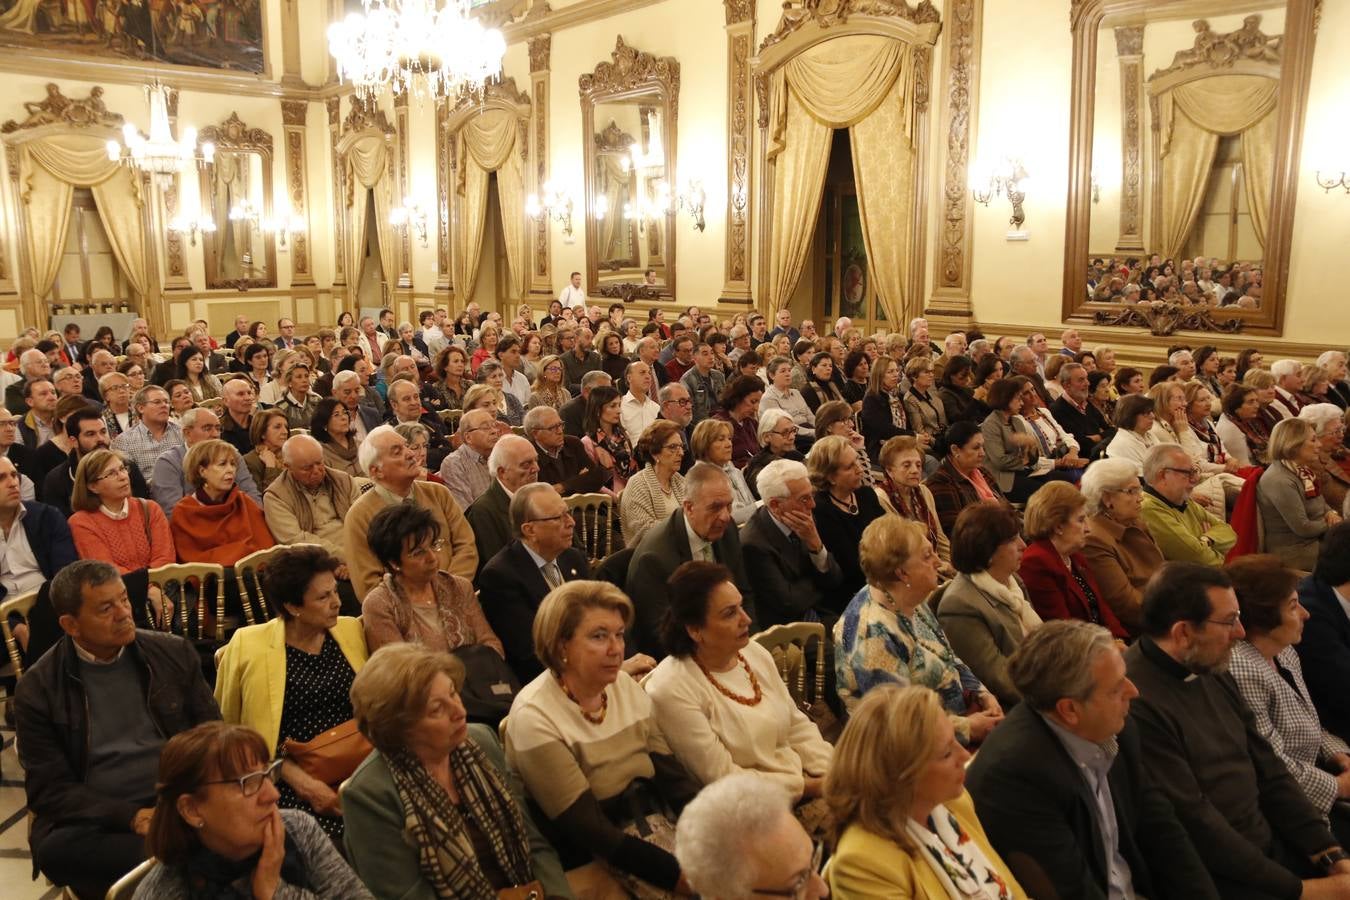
[695,652,763,706]
[559,676,608,724]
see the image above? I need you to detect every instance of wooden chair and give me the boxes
[0,589,39,678]
[147,562,227,643]
[288,427,310,437]
[754,621,829,712]
[235,543,325,626]
[198,397,224,412]
[105,858,157,899]
[438,408,463,431]
[566,493,616,568]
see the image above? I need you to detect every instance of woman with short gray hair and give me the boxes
[1078,458,1164,635]
[1258,417,1342,571]
[1299,403,1350,512]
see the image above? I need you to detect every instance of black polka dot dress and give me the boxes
[278,634,356,839]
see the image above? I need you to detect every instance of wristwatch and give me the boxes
[1316,847,1349,872]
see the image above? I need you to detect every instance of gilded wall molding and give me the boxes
[1114,26,1144,253]
[394,91,412,288]
[529,34,552,72]
[326,97,345,285]
[759,0,940,52]
[160,91,188,289]
[2,83,122,132]
[929,0,979,317]
[281,99,312,285]
[434,98,451,293]
[722,16,754,302]
[724,0,752,25]
[1151,15,1281,79]
[529,33,553,295]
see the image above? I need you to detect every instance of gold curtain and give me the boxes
[765,34,912,322]
[343,133,396,302]
[1155,74,1278,259]
[598,155,632,261]
[455,108,527,303]
[18,133,150,301]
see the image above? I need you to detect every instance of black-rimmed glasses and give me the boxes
[203,758,282,796]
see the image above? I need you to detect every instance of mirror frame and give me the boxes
[198,111,277,290]
[580,36,680,300]
[1062,0,1319,335]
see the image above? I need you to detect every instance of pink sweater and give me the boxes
[69,498,176,573]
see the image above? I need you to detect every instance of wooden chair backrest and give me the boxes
[147,562,227,642]
[0,589,39,678]
[565,492,615,568]
[753,621,828,709]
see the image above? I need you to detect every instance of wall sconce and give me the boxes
[1090,172,1101,204]
[1314,170,1349,193]
[971,158,1030,230]
[168,215,215,246]
[677,179,706,232]
[526,181,574,238]
[389,199,430,247]
[267,215,305,252]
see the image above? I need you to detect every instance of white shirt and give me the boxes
[558,284,587,310]
[504,369,532,408]
[620,392,660,442]
[685,515,714,562]
[0,506,44,599]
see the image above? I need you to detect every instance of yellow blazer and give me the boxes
[827,790,1027,900]
[214,616,369,756]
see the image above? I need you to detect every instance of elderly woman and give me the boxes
[425,345,469,413]
[925,419,1012,535]
[876,435,952,576]
[1114,366,1144,397]
[343,643,572,899]
[745,408,806,499]
[170,439,275,565]
[215,546,368,839]
[1258,418,1342,571]
[527,353,571,410]
[861,355,921,465]
[620,419,688,546]
[1088,370,1116,424]
[1183,380,1243,473]
[825,685,1027,898]
[936,502,1041,708]
[1104,393,1158,474]
[938,355,984,426]
[1019,379,1087,479]
[834,516,1003,742]
[99,371,137,438]
[393,421,441,483]
[507,581,701,895]
[243,408,288,493]
[311,398,362,476]
[135,722,371,899]
[1150,381,1241,510]
[904,357,948,454]
[478,359,526,427]
[760,354,816,439]
[1300,403,1350,512]
[814,399,876,486]
[1018,481,1129,639]
[809,435,886,597]
[164,379,195,421]
[1225,555,1350,840]
[647,562,833,815]
[1217,383,1271,467]
[361,503,502,655]
[981,376,1071,503]
[692,418,757,525]
[1244,368,1286,433]
[1078,458,1165,634]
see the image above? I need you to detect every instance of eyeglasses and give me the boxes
[534,423,564,433]
[93,464,128,481]
[1164,466,1200,479]
[770,427,798,439]
[203,758,283,797]
[407,538,448,559]
[1112,486,1143,495]
[753,842,824,898]
[661,443,685,454]
[1204,613,1242,630]
[526,511,574,525]
[666,398,692,407]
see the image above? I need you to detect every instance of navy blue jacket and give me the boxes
[0,501,77,603]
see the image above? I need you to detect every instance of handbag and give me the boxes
[281,719,372,787]
[451,643,521,725]
[497,882,544,900]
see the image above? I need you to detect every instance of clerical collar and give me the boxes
[1138,634,1200,683]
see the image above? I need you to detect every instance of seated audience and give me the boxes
[903,357,948,451]
[41,406,152,517]
[760,355,815,439]
[345,425,477,597]
[97,371,136,439]
[386,378,452,472]
[215,545,368,839]
[741,458,846,629]
[582,384,638,493]
[528,352,572,411]
[332,369,384,442]
[151,407,261,519]
[1139,443,1237,565]
[860,355,919,464]
[16,561,219,899]
[938,354,985,426]
[801,351,845,413]
[808,434,886,596]
[343,643,571,898]
[243,408,288,493]
[274,362,321,431]
[814,399,876,487]
[1079,457,1165,633]
[1227,555,1350,841]
[1050,361,1112,455]
[310,396,363,477]
[925,419,1011,535]
[526,404,612,496]
[506,580,701,894]
[1125,562,1350,898]
[648,561,833,808]
[876,435,953,575]
[1218,382,1272,467]
[675,773,829,900]
[1259,417,1341,572]
[619,419,688,546]
[825,685,1026,898]
[28,395,92,487]
[966,620,1218,900]
[439,407,500,509]
[216,376,254,456]
[744,408,805,499]
[834,516,1002,742]
[981,376,1072,503]
[1105,393,1159,474]
[170,438,275,565]
[937,502,1042,707]
[1300,403,1350,513]
[1019,481,1129,639]
[136,722,370,899]
[464,433,540,573]
[1297,523,1350,743]
[691,417,756,524]
[478,360,526,427]
[710,376,764,470]
[626,462,756,657]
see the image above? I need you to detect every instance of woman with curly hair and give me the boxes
[526,354,571,410]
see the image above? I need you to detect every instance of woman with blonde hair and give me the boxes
[691,418,757,525]
[170,438,275,565]
[1150,380,1242,510]
[825,685,1026,898]
[619,419,688,546]
[1258,417,1342,571]
[471,324,499,375]
[526,354,571,411]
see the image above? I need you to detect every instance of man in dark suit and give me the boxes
[526,406,611,496]
[560,370,611,439]
[625,462,756,657]
[464,435,539,576]
[740,458,844,627]
[1050,361,1112,456]
[1297,524,1350,743]
[967,620,1217,900]
[478,483,589,681]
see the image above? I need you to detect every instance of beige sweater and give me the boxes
[343,480,477,598]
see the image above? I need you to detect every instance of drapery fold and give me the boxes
[343,133,396,303]
[1241,109,1277,250]
[454,107,527,303]
[850,86,914,334]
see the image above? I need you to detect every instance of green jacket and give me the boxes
[342,724,573,900]
[1140,489,1236,566]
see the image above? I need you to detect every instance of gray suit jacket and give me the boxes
[980,411,1036,492]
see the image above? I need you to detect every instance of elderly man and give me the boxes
[968,620,1216,900]
[561,326,602,395]
[1060,328,1084,358]
[1010,345,1054,407]
[80,349,118,403]
[1297,524,1350,746]
[111,386,183,486]
[1124,563,1350,898]
[1271,359,1306,420]
[833,316,853,339]
[0,454,76,624]
[439,407,500,509]
[42,408,151,517]
[909,317,942,355]
[190,330,228,375]
[619,360,661,440]
[626,462,757,656]
[5,348,52,415]
[740,459,844,628]
[526,405,610,496]
[1050,361,1112,455]
[464,434,539,575]
[682,343,727,426]
[151,407,260,517]
[560,370,611,439]
[224,314,250,349]
[768,309,800,344]
[659,382,695,473]
[633,335,667,388]
[1316,351,1350,409]
[17,377,58,452]
[15,560,218,899]
[53,366,86,404]
[477,483,590,680]
[726,325,751,364]
[332,369,383,444]
[664,336,697,385]
[217,377,256,455]
[1138,443,1236,565]
[274,317,299,351]
[676,773,828,900]
[345,425,476,596]
[386,378,450,470]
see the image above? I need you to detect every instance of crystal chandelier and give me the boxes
[328,0,506,102]
[106,80,215,191]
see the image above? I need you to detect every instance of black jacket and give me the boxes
[534,435,611,496]
[465,480,512,578]
[740,506,845,627]
[15,631,220,857]
[560,395,587,439]
[1295,574,1350,743]
[1050,395,1113,457]
[478,540,589,682]
[967,703,1217,900]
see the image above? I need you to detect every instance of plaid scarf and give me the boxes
[385,741,534,898]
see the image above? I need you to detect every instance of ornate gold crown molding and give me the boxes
[342,97,394,136]
[579,37,681,116]
[1094,302,1244,336]
[2,83,122,133]
[448,76,532,118]
[594,120,636,153]
[199,111,272,154]
[1151,15,1281,79]
[528,34,552,72]
[759,0,940,53]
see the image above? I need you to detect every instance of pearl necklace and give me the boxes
[695,652,763,707]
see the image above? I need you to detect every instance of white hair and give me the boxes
[1271,359,1301,379]
[756,459,809,503]
[359,424,398,475]
[757,407,794,443]
[487,434,531,479]
[675,774,796,900]
[1299,402,1344,436]
[332,369,361,391]
[522,405,556,433]
[19,348,45,371]
[1080,458,1141,516]
[1316,350,1345,369]
[1142,442,1188,484]
[1168,349,1193,366]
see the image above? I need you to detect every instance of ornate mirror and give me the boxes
[199,112,277,289]
[581,37,680,299]
[1063,0,1318,335]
